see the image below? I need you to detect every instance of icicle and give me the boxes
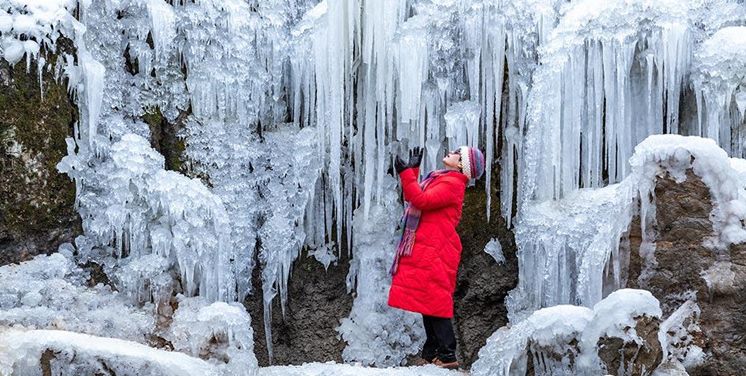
[79,51,105,149]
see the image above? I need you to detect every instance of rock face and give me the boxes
[454,174,519,367]
[0,41,81,266]
[596,315,663,376]
[246,248,353,366]
[626,170,746,374]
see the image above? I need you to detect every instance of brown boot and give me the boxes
[432,357,460,370]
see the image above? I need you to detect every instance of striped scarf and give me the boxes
[390,169,450,276]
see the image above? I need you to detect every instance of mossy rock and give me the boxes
[142,106,188,174]
[0,43,81,265]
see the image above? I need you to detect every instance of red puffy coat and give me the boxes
[387,167,468,318]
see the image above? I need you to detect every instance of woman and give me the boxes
[388,145,485,369]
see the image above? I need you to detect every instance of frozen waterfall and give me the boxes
[3,0,746,373]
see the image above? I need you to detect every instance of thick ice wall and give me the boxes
[337,177,425,367]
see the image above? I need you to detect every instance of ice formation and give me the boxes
[59,133,236,303]
[691,26,746,157]
[509,135,746,320]
[337,177,425,366]
[0,252,154,343]
[657,300,704,370]
[258,363,461,376]
[521,0,692,203]
[4,0,746,371]
[484,238,506,265]
[473,289,662,376]
[472,304,593,375]
[166,296,258,375]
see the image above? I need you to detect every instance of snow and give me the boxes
[576,289,662,370]
[0,328,219,376]
[165,296,258,374]
[0,252,155,344]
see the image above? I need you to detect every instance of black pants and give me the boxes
[421,315,457,362]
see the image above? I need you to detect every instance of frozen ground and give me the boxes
[0,326,464,376]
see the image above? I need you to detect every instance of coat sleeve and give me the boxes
[399,168,460,211]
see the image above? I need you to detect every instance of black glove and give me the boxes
[409,147,423,168]
[394,155,408,174]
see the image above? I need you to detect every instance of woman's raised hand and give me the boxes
[395,147,423,174]
[409,147,423,168]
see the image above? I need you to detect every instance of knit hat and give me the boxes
[459,146,485,181]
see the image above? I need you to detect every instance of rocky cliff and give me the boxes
[0,39,80,265]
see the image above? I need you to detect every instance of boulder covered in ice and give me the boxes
[165,296,258,375]
[473,289,663,376]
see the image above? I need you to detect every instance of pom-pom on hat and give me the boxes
[459,146,485,181]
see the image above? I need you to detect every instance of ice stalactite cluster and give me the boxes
[505,2,746,368]
[509,135,746,321]
[0,0,77,81]
[290,0,565,231]
[6,0,746,371]
[691,26,746,157]
[2,0,306,364]
[473,289,663,376]
[337,177,425,366]
[521,0,693,204]
[59,133,236,303]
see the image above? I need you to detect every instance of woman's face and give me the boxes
[443,149,461,170]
